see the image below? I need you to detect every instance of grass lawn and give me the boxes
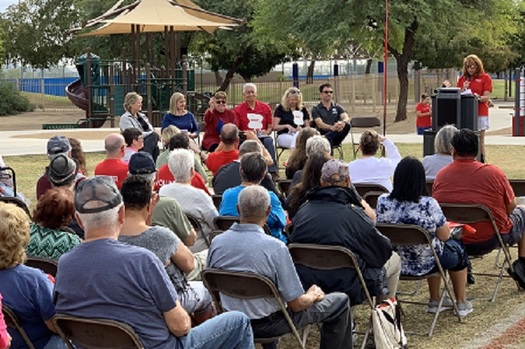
[5,141,525,349]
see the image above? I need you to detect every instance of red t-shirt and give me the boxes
[202,109,237,150]
[205,149,239,176]
[415,102,431,128]
[94,159,129,189]
[234,101,272,131]
[154,164,210,195]
[457,73,492,117]
[433,159,514,244]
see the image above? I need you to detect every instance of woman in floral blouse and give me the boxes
[376,156,473,317]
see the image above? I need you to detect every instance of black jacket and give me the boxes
[291,186,393,305]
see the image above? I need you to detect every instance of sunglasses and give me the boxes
[466,65,476,69]
[323,90,334,94]
[288,89,301,95]
[215,100,227,104]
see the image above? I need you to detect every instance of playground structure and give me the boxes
[64,0,242,128]
[65,52,205,128]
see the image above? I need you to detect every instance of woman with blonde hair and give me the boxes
[457,54,492,162]
[119,91,160,160]
[162,92,199,139]
[156,125,181,168]
[0,202,67,348]
[348,130,401,191]
[273,87,310,149]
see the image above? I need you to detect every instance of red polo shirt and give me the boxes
[234,101,272,131]
[457,73,492,117]
[94,159,129,189]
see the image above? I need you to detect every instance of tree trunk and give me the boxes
[306,60,315,84]
[395,56,410,122]
[365,59,373,74]
[390,19,419,122]
[214,70,223,86]
[218,47,251,91]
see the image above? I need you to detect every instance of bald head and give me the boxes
[220,123,239,145]
[105,134,125,158]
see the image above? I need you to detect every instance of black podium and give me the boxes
[425,88,479,157]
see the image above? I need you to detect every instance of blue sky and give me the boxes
[0,0,16,12]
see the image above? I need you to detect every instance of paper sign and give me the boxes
[247,113,264,129]
[293,111,304,125]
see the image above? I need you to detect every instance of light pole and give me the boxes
[383,0,389,136]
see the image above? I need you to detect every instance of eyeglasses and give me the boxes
[322,90,334,94]
[466,65,476,69]
[216,100,227,104]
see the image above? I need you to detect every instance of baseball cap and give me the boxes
[321,159,350,184]
[128,152,156,175]
[75,176,123,214]
[47,136,71,156]
[47,154,78,186]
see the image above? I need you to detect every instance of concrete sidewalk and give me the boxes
[0,107,523,156]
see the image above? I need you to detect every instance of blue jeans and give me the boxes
[177,311,254,349]
[260,136,278,173]
[44,335,68,349]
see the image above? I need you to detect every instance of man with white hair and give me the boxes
[94,133,129,188]
[234,83,278,179]
[208,185,353,349]
[54,176,254,349]
[159,149,218,253]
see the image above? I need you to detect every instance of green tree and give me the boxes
[2,0,79,68]
[253,0,520,121]
[190,0,290,91]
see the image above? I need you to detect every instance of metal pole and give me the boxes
[382,0,389,137]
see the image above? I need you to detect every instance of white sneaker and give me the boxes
[455,300,474,317]
[426,297,454,314]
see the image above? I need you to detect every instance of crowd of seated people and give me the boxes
[7,84,525,349]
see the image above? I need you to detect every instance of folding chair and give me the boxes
[353,183,388,198]
[349,117,381,159]
[53,314,144,349]
[0,196,31,218]
[211,194,222,211]
[201,268,308,349]
[288,243,375,349]
[273,131,290,169]
[213,215,272,236]
[375,223,462,337]
[3,304,36,349]
[426,180,434,196]
[509,179,525,197]
[213,215,239,231]
[439,203,516,302]
[276,179,293,198]
[25,257,58,277]
[185,213,210,247]
[362,191,384,210]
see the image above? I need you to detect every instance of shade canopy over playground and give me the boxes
[76,0,242,36]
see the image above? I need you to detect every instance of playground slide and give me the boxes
[65,79,107,128]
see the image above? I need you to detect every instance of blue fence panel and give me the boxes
[8,77,79,96]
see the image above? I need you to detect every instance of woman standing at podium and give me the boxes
[457,54,492,162]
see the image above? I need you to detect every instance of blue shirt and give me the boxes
[161,112,198,136]
[0,265,55,349]
[55,239,179,349]
[207,223,304,319]
[219,185,287,243]
[376,195,446,276]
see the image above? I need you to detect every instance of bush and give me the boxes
[0,81,35,116]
